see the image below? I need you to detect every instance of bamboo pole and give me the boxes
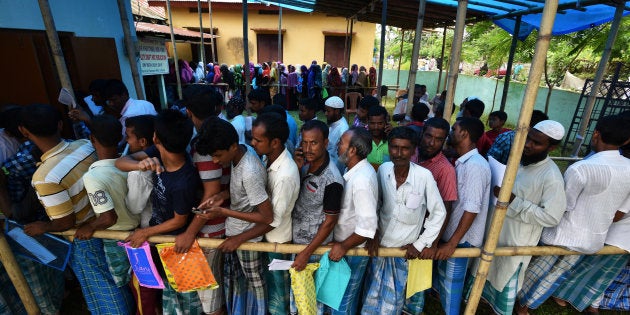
[277,5,282,91]
[499,15,521,112]
[442,0,467,119]
[436,24,447,94]
[242,0,251,97]
[395,29,405,89]
[404,0,426,119]
[166,0,183,100]
[37,0,75,102]
[376,0,387,102]
[464,1,559,314]
[197,0,205,70]
[117,0,145,100]
[570,1,625,157]
[0,233,39,314]
[207,0,216,63]
[52,229,628,258]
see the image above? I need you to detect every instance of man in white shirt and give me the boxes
[328,127,378,315]
[470,120,567,315]
[324,96,349,173]
[250,112,300,315]
[103,79,157,138]
[435,117,491,315]
[518,114,630,315]
[362,127,446,314]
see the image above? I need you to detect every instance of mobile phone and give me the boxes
[191,207,205,215]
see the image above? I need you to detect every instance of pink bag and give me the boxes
[120,241,165,289]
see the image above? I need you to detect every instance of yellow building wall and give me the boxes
[167,7,375,68]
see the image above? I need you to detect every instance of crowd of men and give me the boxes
[0,78,629,315]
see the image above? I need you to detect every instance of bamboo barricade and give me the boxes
[464,1,559,314]
[404,0,426,119]
[0,233,39,315]
[242,0,251,99]
[442,0,467,119]
[52,229,628,258]
[166,0,183,100]
[197,0,205,69]
[117,0,145,100]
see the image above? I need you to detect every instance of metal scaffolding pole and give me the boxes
[166,0,182,100]
[442,0,467,119]
[197,0,205,70]
[207,0,216,63]
[243,0,251,97]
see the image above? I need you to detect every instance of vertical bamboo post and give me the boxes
[278,4,282,91]
[37,0,75,101]
[395,29,405,88]
[207,0,216,63]
[166,0,183,100]
[242,0,251,97]
[499,15,521,112]
[463,1,559,314]
[570,1,625,157]
[117,0,145,99]
[404,0,426,118]
[442,0,467,119]
[436,24,447,94]
[376,0,387,102]
[0,234,39,314]
[197,0,205,70]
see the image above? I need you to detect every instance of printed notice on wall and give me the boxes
[138,38,169,75]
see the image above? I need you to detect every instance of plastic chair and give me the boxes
[344,92,362,120]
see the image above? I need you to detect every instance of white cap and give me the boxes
[533,120,565,140]
[324,96,344,109]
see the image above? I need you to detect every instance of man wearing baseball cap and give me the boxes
[324,96,349,173]
[469,120,567,315]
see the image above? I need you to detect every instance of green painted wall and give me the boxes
[381,69,581,128]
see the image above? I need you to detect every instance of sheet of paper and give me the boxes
[488,156,506,206]
[268,258,294,271]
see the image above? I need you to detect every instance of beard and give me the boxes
[521,151,548,166]
[419,146,440,161]
[338,148,350,165]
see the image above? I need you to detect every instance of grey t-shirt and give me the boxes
[226,145,268,241]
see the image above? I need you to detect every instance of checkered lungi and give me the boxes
[197,246,225,314]
[517,254,583,309]
[362,256,409,314]
[267,252,290,315]
[223,250,267,315]
[598,260,630,310]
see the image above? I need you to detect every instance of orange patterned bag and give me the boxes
[156,241,218,292]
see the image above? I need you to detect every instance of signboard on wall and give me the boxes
[138,38,169,75]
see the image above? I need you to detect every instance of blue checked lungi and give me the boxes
[266,252,290,315]
[321,255,368,315]
[599,261,630,310]
[361,257,408,314]
[467,264,521,315]
[69,238,135,315]
[434,242,472,315]
[16,255,64,315]
[517,254,583,309]
[553,254,630,312]
[0,264,26,315]
[162,280,203,314]
[223,250,267,315]
[102,239,131,287]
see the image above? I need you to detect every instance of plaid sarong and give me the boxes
[434,242,472,315]
[362,257,408,314]
[553,254,629,311]
[517,254,582,309]
[323,255,368,315]
[267,252,290,315]
[599,261,630,310]
[223,250,267,315]
[0,263,26,315]
[162,280,203,314]
[16,256,64,315]
[198,246,225,314]
[467,265,521,315]
[103,239,131,287]
[69,238,135,315]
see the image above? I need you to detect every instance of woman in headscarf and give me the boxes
[205,63,214,82]
[357,65,368,95]
[212,65,222,84]
[368,66,377,96]
[221,63,235,90]
[233,64,244,97]
[327,67,342,97]
[350,64,359,86]
[194,62,205,83]
[287,65,299,110]
[300,65,309,99]
[179,59,194,84]
[307,63,322,102]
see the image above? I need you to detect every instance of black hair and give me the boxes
[183,84,223,120]
[260,104,287,120]
[301,119,329,139]
[88,79,108,95]
[299,98,318,111]
[348,126,372,159]
[465,99,485,118]
[458,117,485,143]
[489,110,508,122]
[154,109,193,154]
[359,95,379,110]
[253,112,289,144]
[103,79,128,99]
[125,115,155,146]
[388,126,417,147]
[530,110,549,127]
[367,104,388,119]
[248,88,271,105]
[595,114,630,146]
[411,103,430,122]
[19,104,61,137]
[226,96,246,119]
[89,114,122,147]
[0,105,23,138]
[424,117,451,133]
[195,116,238,156]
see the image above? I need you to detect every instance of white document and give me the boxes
[268,258,294,271]
[488,156,506,206]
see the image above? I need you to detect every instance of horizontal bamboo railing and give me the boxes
[54,229,628,258]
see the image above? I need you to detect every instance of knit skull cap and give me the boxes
[533,120,565,140]
[325,96,344,109]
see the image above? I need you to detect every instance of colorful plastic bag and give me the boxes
[120,241,164,289]
[289,263,320,315]
[406,259,432,299]
[315,252,351,310]
[156,241,218,292]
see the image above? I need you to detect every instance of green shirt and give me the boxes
[367,140,389,166]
